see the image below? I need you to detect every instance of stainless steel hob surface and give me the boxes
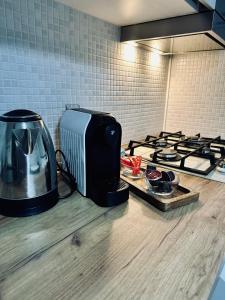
[126,131,225,183]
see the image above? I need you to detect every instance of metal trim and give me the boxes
[120,10,225,53]
[206,32,225,48]
[186,0,210,12]
[121,11,214,42]
[136,32,225,54]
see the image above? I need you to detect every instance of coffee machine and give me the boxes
[60,108,129,206]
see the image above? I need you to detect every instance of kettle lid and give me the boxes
[0,109,42,122]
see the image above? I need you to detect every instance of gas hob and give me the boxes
[126,131,225,183]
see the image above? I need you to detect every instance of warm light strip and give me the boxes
[122,43,137,62]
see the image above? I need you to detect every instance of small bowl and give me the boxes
[145,169,162,186]
[121,156,142,178]
[121,162,143,179]
[145,169,179,195]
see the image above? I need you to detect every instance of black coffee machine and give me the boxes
[60,108,129,206]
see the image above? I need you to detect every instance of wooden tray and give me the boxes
[121,173,199,212]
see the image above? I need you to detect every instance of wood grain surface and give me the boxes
[0,173,225,300]
[121,172,199,211]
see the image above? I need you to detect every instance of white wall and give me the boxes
[165,50,225,138]
[0,0,169,146]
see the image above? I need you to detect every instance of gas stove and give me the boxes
[126,131,225,183]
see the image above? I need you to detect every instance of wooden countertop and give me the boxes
[1,173,225,300]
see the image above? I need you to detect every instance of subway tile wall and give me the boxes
[0,0,169,146]
[165,51,225,138]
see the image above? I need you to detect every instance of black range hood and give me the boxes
[121,1,225,55]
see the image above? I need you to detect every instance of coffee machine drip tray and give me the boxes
[91,179,129,207]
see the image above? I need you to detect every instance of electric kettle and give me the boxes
[0,110,58,217]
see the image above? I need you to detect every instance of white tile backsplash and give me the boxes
[1,0,224,145]
[0,0,169,147]
[165,51,225,138]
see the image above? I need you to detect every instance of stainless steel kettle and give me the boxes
[0,110,58,217]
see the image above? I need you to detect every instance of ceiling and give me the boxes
[56,0,197,26]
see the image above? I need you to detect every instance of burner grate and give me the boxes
[127,131,225,176]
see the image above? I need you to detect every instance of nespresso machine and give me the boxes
[60,108,129,206]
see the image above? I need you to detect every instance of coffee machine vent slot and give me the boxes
[61,127,86,195]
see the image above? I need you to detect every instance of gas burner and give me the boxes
[186,136,205,146]
[187,136,199,141]
[158,149,177,159]
[194,146,215,157]
[217,160,225,173]
[151,149,182,162]
[201,147,211,155]
[155,138,168,148]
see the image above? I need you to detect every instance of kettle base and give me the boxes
[0,189,58,217]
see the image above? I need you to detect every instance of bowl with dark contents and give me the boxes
[145,165,179,195]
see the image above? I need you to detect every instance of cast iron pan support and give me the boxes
[180,136,221,169]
